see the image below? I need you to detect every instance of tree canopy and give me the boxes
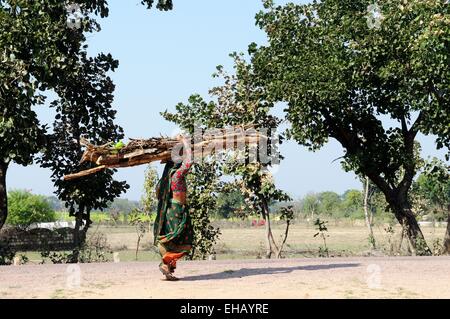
[247,0,450,254]
[0,0,175,234]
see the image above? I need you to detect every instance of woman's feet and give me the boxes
[159,263,179,281]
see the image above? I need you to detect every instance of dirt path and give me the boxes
[1,257,449,299]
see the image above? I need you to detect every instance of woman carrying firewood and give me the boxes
[154,135,194,281]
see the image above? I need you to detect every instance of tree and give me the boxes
[249,0,450,255]
[185,160,223,260]
[362,177,376,249]
[1,0,174,258]
[0,0,83,230]
[301,193,320,220]
[317,191,341,216]
[7,190,55,228]
[341,189,364,219]
[40,51,129,261]
[0,0,124,231]
[163,54,292,258]
[215,188,245,219]
[413,158,450,254]
[141,164,159,215]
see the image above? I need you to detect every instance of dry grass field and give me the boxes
[77,222,448,262]
[2,222,449,299]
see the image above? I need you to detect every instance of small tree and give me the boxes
[40,52,129,262]
[186,160,222,260]
[215,189,245,219]
[142,165,159,215]
[362,177,376,249]
[129,209,149,260]
[301,193,320,221]
[314,218,330,258]
[163,54,292,258]
[7,190,56,229]
[412,158,450,254]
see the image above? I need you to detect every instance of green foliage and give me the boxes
[301,193,320,219]
[142,165,159,214]
[215,189,245,219]
[6,190,55,227]
[412,158,450,221]
[186,161,222,260]
[129,208,150,260]
[296,190,384,220]
[0,0,131,233]
[317,192,341,216]
[249,0,448,254]
[279,205,294,222]
[39,50,129,234]
[162,53,292,258]
[341,190,364,219]
[314,218,330,257]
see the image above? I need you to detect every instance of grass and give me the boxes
[16,221,448,263]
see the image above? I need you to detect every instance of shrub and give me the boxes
[7,190,56,228]
[0,239,16,265]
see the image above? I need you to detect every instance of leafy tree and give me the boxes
[1,0,175,260]
[249,0,450,254]
[413,158,450,221]
[40,48,129,261]
[163,54,292,258]
[301,193,320,220]
[0,0,80,229]
[185,160,223,260]
[0,0,121,231]
[341,189,364,219]
[215,188,245,219]
[317,191,342,216]
[7,190,56,228]
[141,164,159,214]
[129,208,150,260]
[412,158,450,254]
[161,106,223,259]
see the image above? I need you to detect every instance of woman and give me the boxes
[154,135,193,281]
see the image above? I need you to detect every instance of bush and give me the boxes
[0,239,16,265]
[40,231,112,264]
[7,190,56,228]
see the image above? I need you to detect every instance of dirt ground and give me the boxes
[1,256,449,299]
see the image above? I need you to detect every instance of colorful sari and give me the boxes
[154,162,193,271]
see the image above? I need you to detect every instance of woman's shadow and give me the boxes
[182,263,360,281]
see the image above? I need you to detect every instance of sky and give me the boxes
[7,0,448,201]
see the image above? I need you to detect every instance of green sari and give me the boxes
[154,162,193,255]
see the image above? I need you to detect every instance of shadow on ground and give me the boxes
[182,263,361,281]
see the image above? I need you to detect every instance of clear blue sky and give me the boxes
[7,0,448,201]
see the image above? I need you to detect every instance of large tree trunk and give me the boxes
[363,177,376,249]
[0,162,8,230]
[388,195,431,256]
[444,209,450,255]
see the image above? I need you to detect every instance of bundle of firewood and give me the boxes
[63,125,264,181]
